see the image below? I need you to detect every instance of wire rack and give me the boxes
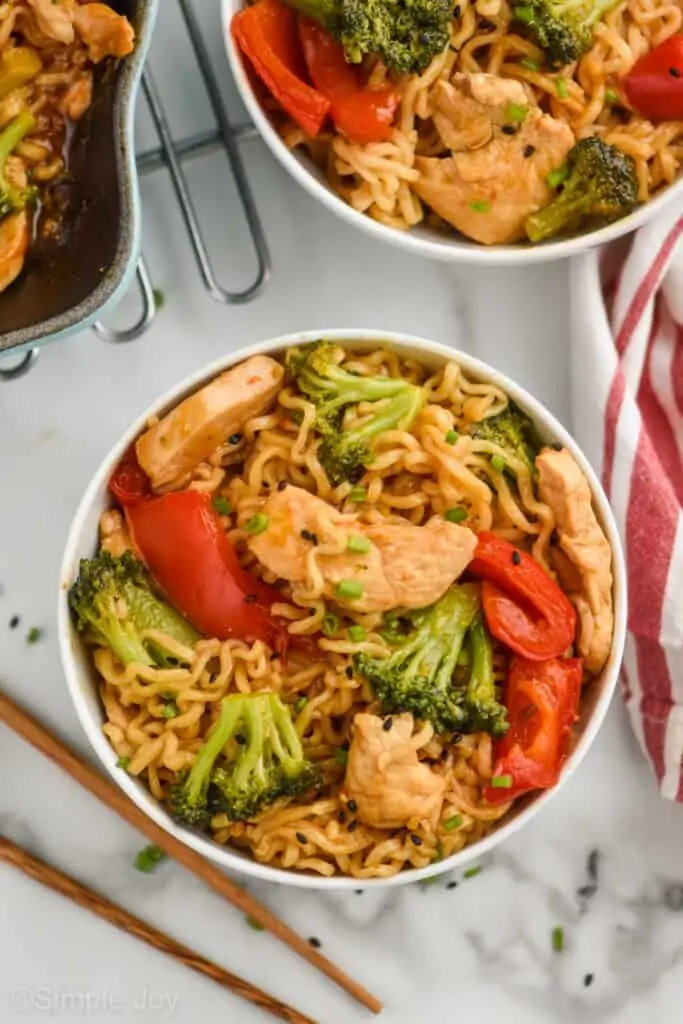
[0,0,266,382]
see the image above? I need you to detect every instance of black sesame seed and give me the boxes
[9,615,20,630]
[235,734,247,745]
[308,936,322,949]
[270,652,279,661]
[383,717,393,732]
[355,889,364,895]
[587,848,600,882]
[337,810,346,824]
[347,799,357,812]
[262,481,270,490]
[670,66,681,77]
[244,594,257,603]
[348,819,358,832]
[453,3,461,14]
[451,732,463,745]
[551,441,563,451]
[524,144,536,157]
[296,832,307,844]
[584,973,594,987]
[480,18,495,29]
[502,124,516,135]
[512,550,521,565]
[410,834,423,846]
[277,480,288,491]
[345,666,353,679]
[301,529,314,542]
[446,881,458,890]
[229,433,242,445]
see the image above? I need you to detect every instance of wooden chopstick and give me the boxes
[0,689,382,1015]
[0,835,316,1024]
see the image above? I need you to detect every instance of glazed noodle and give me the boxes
[73,343,614,878]
[236,0,683,244]
[0,0,135,294]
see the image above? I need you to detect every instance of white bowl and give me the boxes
[59,330,627,889]
[222,0,683,266]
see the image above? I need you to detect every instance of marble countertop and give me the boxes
[3,3,683,1022]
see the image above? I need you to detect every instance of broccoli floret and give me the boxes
[0,111,37,220]
[288,341,424,484]
[284,0,453,74]
[470,402,541,476]
[513,0,621,67]
[355,584,480,734]
[68,551,199,668]
[461,615,508,737]
[526,138,638,243]
[209,693,320,822]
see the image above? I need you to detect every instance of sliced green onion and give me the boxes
[349,487,367,503]
[555,76,568,99]
[153,288,165,311]
[506,101,529,123]
[519,56,540,71]
[116,756,131,770]
[605,87,619,104]
[443,815,464,831]
[245,513,269,535]
[469,199,491,213]
[552,926,564,952]
[463,865,482,879]
[491,454,506,472]
[445,429,459,445]
[348,624,367,643]
[212,495,232,516]
[134,845,166,873]
[322,612,340,637]
[547,164,569,189]
[445,506,468,523]
[491,774,513,788]
[347,535,371,554]
[420,874,441,886]
[334,747,348,767]
[294,696,308,714]
[162,701,179,720]
[514,5,534,22]
[26,626,42,644]
[246,915,265,931]
[336,579,364,600]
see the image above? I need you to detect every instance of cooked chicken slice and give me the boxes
[26,0,75,45]
[59,74,93,120]
[432,73,529,152]
[73,3,135,62]
[99,508,132,557]
[536,447,613,674]
[344,713,445,829]
[247,485,476,613]
[136,355,284,492]
[0,211,29,294]
[415,110,575,245]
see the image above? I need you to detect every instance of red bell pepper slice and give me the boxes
[231,0,330,137]
[622,34,683,122]
[125,489,284,647]
[484,655,582,805]
[298,18,398,144]
[109,446,151,506]
[468,532,577,661]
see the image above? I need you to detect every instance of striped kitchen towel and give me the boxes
[571,206,683,799]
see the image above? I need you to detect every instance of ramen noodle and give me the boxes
[71,342,614,878]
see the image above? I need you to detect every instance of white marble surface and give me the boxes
[3,3,683,1022]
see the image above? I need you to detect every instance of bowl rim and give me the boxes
[58,328,627,889]
[221,0,683,266]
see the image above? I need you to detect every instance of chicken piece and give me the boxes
[0,209,29,295]
[247,485,477,613]
[415,110,575,245]
[26,0,76,44]
[136,355,284,492]
[536,447,613,674]
[73,3,135,62]
[99,508,132,557]
[59,74,93,120]
[344,713,445,829]
[432,74,529,152]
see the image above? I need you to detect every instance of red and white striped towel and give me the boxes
[571,205,683,799]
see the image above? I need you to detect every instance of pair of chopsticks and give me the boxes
[0,689,382,1021]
